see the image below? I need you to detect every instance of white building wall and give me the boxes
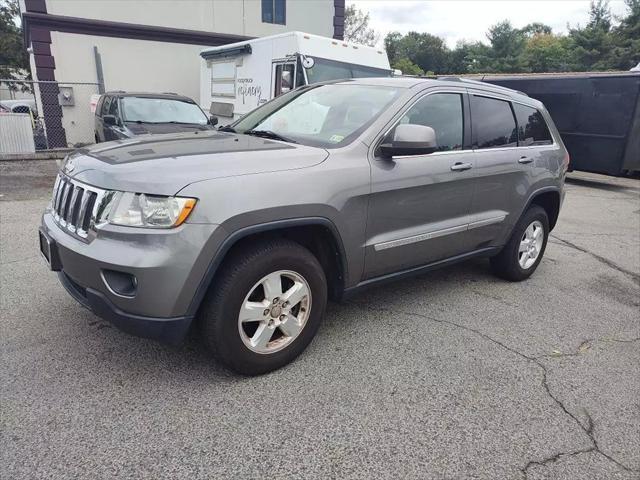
[50,32,208,146]
[45,0,334,38]
[30,0,336,146]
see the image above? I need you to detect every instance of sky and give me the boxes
[349,0,631,47]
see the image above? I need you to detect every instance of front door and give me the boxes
[364,90,477,279]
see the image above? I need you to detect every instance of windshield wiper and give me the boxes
[244,129,297,144]
[218,125,236,133]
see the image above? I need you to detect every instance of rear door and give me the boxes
[466,92,533,248]
[364,89,476,279]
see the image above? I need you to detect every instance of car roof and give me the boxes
[339,76,533,104]
[104,91,196,102]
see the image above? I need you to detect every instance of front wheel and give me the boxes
[490,205,549,281]
[200,239,327,375]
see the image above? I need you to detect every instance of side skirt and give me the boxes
[342,246,501,299]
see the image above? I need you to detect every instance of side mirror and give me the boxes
[103,114,117,126]
[209,115,218,126]
[379,124,438,157]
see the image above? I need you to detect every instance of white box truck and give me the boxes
[199,31,391,123]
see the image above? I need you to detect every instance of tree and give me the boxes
[0,0,29,80]
[521,22,553,37]
[383,31,450,74]
[344,5,378,47]
[569,0,616,70]
[485,21,527,72]
[523,34,574,72]
[609,0,640,69]
[447,40,492,74]
[392,58,424,76]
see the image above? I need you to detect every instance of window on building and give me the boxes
[512,103,553,146]
[472,95,518,149]
[210,61,237,98]
[262,0,286,25]
[394,93,464,152]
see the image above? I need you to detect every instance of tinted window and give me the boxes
[262,0,285,24]
[472,96,517,149]
[108,97,119,116]
[513,103,553,146]
[305,58,390,84]
[101,96,112,116]
[396,93,464,152]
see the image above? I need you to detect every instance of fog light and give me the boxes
[101,269,137,297]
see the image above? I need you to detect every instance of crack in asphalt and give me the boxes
[550,234,640,285]
[347,300,640,477]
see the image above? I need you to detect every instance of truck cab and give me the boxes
[199,31,391,124]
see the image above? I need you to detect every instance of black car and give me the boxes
[94,91,217,143]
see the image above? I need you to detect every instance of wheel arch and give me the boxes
[187,217,348,316]
[524,187,561,231]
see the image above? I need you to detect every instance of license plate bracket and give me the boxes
[39,228,62,271]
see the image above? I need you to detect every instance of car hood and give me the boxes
[63,131,329,196]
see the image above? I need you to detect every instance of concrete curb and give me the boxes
[0,149,74,162]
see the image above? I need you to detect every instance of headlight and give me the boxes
[106,192,196,228]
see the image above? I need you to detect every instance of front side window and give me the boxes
[394,93,464,152]
[472,95,518,149]
[262,0,286,24]
[274,63,295,97]
[101,96,112,116]
[233,84,401,148]
[108,97,119,117]
[121,97,208,125]
[513,103,553,146]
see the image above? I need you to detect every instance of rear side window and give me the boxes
[396,93,464,152]
[513,103,553,146]
[472,95,517,149]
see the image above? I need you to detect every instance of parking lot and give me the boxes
[1,160,638,479]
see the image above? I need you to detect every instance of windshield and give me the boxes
[121,97,208,125]
[233,83,401,148]
[305,58,391,84]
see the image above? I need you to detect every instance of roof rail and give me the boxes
[436,76,529,97]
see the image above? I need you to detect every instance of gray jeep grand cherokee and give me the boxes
[39,77,568,375]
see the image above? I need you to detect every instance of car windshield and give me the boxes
[233,83,402,148]
[121,97,208,125]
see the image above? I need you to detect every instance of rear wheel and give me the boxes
[490,205,549,281]
[200,239,327,375]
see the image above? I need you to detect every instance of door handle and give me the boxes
[450,162,472,171]
[518,156,534,164]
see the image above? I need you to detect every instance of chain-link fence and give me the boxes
[0,79,101,154]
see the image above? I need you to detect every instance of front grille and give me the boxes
[51,174,104,240]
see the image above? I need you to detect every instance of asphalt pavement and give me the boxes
[1,161,638,479]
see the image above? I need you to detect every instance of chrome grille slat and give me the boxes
[66,186,80,230]
[59,182,72,222]
[50,174,106,241]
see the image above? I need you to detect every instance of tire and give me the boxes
[200,238,327,375]
[490,205,549,282]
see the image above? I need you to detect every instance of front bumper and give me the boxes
[58,271,191,345]
[41,210,220,344]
